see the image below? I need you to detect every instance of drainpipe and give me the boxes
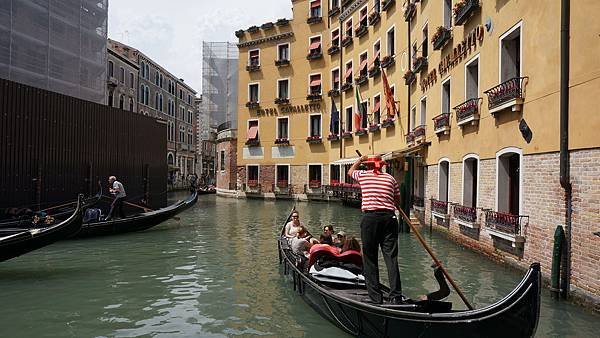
[559,0,571,300]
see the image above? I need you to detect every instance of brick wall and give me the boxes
[260,165,275,193]
[216,139,237,191]
[290,165,307,194]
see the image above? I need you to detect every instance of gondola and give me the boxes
[278,210,541,338]
[0,195,84,262]
[74,190,198,238]
[196,186,216,195]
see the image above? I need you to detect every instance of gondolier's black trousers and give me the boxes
[360,210,402,303]
[107,196,125,220]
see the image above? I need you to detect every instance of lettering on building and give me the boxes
[256,103,322,116]
[438,25,484,77]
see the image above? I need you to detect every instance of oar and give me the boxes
[101,195,180,221]
[354,149,474,310]
[41,200,77,212]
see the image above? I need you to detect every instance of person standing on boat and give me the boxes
[348,155,403,305]
[106,176,126,220]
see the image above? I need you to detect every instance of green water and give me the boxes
[0,195,598,337]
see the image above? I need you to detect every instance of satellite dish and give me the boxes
[485,17,493,33]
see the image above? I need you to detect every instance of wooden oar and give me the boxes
[41,200,77,212]
[101,195,180,221]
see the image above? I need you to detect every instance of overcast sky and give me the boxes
[108,1,292,95]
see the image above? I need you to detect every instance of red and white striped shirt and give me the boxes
[352,170,400,212]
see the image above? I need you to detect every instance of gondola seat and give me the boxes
[308,244,363,270]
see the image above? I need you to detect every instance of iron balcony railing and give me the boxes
[483,77,528,111]
[433,113,450,131]
[412,56,428,73]
[454,97,481,124]
[454,204,477,223]
[485,210,528,236]
[454,0,481,26]
[432,26,452,50]
[413,125,426,138]
[431,199,449,215]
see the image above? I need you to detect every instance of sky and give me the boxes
[108,0,293,95]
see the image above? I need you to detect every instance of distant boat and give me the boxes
[278,209,541,338]
[0,195,84,262]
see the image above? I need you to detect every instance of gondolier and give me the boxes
[348,154,403,305]
[106,176,126,221]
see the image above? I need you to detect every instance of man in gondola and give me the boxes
[106,176,126,220]
[348,155,404,305]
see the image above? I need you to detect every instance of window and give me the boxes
[422,23,428,59]
[309,74,322,95]
[179,89,183,100]
[278,79,289,99]
[188,110,193,123]
[188,94,192,105]
[374,0,381,12]
[496,148,521,215]
[331,28,340,47]
[108,61,114,77]
[119,67,125,83]
[344,61,353,84]
[308,164,322,187]
[309,114,322,137]
[180,106,185,120]
[386,26,395,56]
[462,156,479,208]
[145,64,149,80]
[179,127,185,142]
[159,94,163,112]
[276,165,289,186]
[373,95,381,124]
[188,131,193,145]
[220,150,225,171]
[309,36,322,56]
[310,0,321,17]
[277,117,289,139]
[465,56,479,99]
[345,18,353,38]
[247,165,259,186]
[443,0,452,28]
[332,68,340,90]
[249,49,260,66]
[500,22,522,82]
[442,78,450,114]
[247,120,259,141]
[360,101,368,129]
[119,95,124,109]
[438,159,450,202]
[278,43,290,61]
[159,74,163,88]
[359,52,368,77]
[420,97,427,126]
[373,40,381,64]
[345,106,353,132]
[155,93,160,110]
[144,86,149,105]
[410,105,417,130]
[108,91,113,107]
[330,164,340,184]
[359,6,368,27]
[129,72,134,88]
[155,71,160,86]
[139,61,144,78]
[129,98,134,112]
[249,83,260,103]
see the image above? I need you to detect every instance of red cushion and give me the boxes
[308,244,363,268]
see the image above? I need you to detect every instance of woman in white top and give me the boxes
[284,211,304,239]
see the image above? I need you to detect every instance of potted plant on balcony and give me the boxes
[245,138,260,147]
[432,26,452,50]
[309,180,321,188]
[261,22,274,30]
[328,88,340,97]
[328,6,340,17]
[247,179,258,187]
[340,82,353,92]
[381,117,395,128]
[355,74,368,86]
[453,0,480,26]
[274,97,289,105]
[306,92,322,101]
[381,55,395,68]
[306,50,323,60]
[275,59,290,67]
[341,35,353,47]
[274,137,290,146]
[369,11,381,26]
[276,179,288,188]
[341,131,353,139]
[327,133,340,141]
[368,63,381,78]
[307,15,323,25]
[328,44,340,55]
[368,124,380,132]
[245,101,260,109]
[403,70,416,85]
[355,24,368,38]
[412,55,427,72]
[355,128,368,136]
[306,135,323,144]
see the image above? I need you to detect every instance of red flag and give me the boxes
[382,69,398,118]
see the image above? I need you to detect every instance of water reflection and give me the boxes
[0,195,597,337]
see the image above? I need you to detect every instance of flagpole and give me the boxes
[339,15,344,164]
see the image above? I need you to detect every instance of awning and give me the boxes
[344,67,353,78]
[334,71,340,82]
[247,125,258,139]
[309,41,321,50]
[359,11,367,20]
[310,78,322,86]
[311,0,321,8]
[360,59,368,70]
[390,142,431,159]
[370,50,380,66]
[332,157,359,165]
[250,50,259,57]
[372,101,381,113]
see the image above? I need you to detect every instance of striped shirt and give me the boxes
[352,170,400,212]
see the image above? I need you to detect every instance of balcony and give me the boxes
[484,77,528,115]
[306,135,323,144]
[275,59,290,67]
[453,204,478,228]
[413,125,426,142]
[246,63,260,72]
[403,70,416,85]
[485,210,528,247]
[328,89,340,97]
[454,98,481,127]
[369,11,380,26]
[329,6,341,17]
[406,132,415,145]
[276,180,289,188]
[341,82,353,92]
[355,74,368,86]
[412,195,425,209]
[275,97,290,105]
[355,128,368,137]
[245,101,260,109]
[327,134,340,141]
[306,50,323,60]
[412,56,428,73]
[341,35,353,47]
[403,2,415,21]
[307,16,323,24]
[431,199,449,219]
[381,117,395,129]
[432,26,452,50]
[454,0,481,26]
[433,113,451,135]
[108,76,118,87]
[383,0,396,12]
[274,138,290,146]
[247,179,259,188]
[341,131,353,139]
[381,55,395,69]
[328,45,340,55]
[355,24,368,38]
[309,180,322,189]
[306,92,323,101]
[368,124,380,133]
[245,138,260,147]
[368,63,381,78]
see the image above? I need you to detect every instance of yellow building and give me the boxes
[235,0,600,305]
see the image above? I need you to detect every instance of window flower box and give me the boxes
[406,132,415,145]
[403,2,415,21]
[383,0,396,12]
[247,179,258,187]
[307,51,323,60]
[261,22,274,30]
[307,16,323,25]
[355,75,368,86]
[342,131,353,139]
[275,97,289,105]
[432,26,452,50]
[454,97,481,126]
[245,101,260,109]
[327,134,340,141]
[329,6,341,17]
[484,77,528,115]
[306,93,322,101]
[381,55,395,69]
[433,113,451,135]
[246,64,260,72]
[454,0,480,26]
[341,35,353,47]
[355,128,368,136]
[412,56,427,72]
[484,210,528,247]
[355,24,368,38]
[341,82,353,92]
[328,89,340,97]
[276,180,289,188]
[413,125,426,141]
[328,45,340,55]
[245,138,260,147]
[381,118,395,128]
[309,180,322,188]
[274,138,290,145]
[369,11,381,26]
[368,64,381,78]
[276,18,289,26]
[403,70,416,85]
[368,124,380,133]
[431,199,449,219]
[275,59,290,67]
[235,30,245,38]
[247,26,259,33]
[306,136,323,144]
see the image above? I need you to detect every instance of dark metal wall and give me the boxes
[0,79,168,210]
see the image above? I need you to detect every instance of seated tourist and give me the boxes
[319,225,334,245]
[284,211,305,239]
[334,230,347,249]
[341,236,361,253]
[290,226,315,257]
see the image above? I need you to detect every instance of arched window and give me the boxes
[129,98,134,112]
[462,154,479,208]
[155,93,160,109]
[108,61,114,77]
[145,86,149,105]
[108,91,113,107]
[119,95,124,109]
[167,153,174,165]
[438,159,450,202]
[159,94,163,112]
[496,148,522,215]
[139,85,144,103]
[140,62,145,78]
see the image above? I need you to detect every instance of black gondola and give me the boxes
[278,211,541,338]
[75,191,198,238]
[0,195,84,262]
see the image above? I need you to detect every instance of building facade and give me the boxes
[0,0,108,104]
[107,39,138,112]
[236,0,600,305]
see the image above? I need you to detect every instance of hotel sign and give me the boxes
[257,103,322,116]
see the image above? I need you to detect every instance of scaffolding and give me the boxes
[201,41,238,140]
[0,0,108,104]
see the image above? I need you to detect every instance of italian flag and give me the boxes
[354,86,363,130]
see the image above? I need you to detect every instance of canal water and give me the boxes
[0,194,598,337]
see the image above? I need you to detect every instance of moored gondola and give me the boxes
[278,210,541,338]
[75,191,198,238]
[0,195,84,262]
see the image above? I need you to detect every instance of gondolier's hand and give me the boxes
[360,155,369,162]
